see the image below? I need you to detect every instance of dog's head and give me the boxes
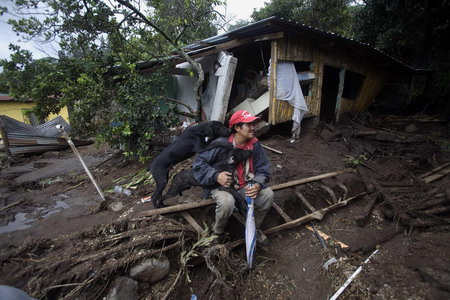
[227,148,252,165]
[205,121,230,140]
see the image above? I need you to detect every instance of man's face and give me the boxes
[236,122,256,140]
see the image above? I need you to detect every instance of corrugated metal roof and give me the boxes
[183,16,416,73]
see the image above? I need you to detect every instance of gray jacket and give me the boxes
[192,137,271,190]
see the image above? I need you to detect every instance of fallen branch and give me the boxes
[0,199,25,212]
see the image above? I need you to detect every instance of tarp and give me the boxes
[269,60,309,139]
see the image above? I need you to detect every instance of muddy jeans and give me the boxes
[211,187,274,234]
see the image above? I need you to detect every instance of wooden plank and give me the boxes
[262,144,283,154]
[270,168,354,191]
[227,192,366,249]
[272,202,292,222]
[423,167,450,184]
[294,189,317,212]
[180,211,204,235]
[134,199,215,219]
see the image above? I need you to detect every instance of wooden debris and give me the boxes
[270,168,354,191]
[320,183,338,203]
[419,162,450,179]
[227,192,365,249]
[294,189,317,213]
[134,199,215,219]
[354,194,380,227]
[356,165,376,194]
[262,144,283,154]
[272,202,292,222]
[180,212,204,235]
[0,199,25,212]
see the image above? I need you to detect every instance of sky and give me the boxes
[0,0,266,60]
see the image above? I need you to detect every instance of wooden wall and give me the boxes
[269,37,389,125]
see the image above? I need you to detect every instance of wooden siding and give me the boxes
[269,37,389,124]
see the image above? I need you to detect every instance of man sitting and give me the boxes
[192,110,274,245]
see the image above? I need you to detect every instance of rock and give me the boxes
[106,277,138,300]
[0,285,37,300]
[129,255,170,284]
[108,201,124,212]
[404,123,418,133]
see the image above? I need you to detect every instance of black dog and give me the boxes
[159,146,252,213]
[148,121,230,208]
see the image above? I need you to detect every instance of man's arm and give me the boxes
[193,147,232,187]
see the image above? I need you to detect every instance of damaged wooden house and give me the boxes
[137,16,423,137]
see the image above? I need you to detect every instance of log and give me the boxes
[134,199,215,219]
[270,168,355,191]
[136,169,355,219]
[419,162,450,179]
[417,205,450,215]
[415,196,448,211]
[405,217,450,227]
[423,167,450,184]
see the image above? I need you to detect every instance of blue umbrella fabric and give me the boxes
[245,186,257,269]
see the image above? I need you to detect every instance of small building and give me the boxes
[138,17,421,131]
[0,93,70,125]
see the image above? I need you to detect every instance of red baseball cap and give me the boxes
[228,110,260,128]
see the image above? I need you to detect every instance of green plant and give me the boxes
[343,154,368,167]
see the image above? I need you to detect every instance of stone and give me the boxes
[129,255,170,284]
[404,123,418,133]
[106,277,138,300]
[108,201,124,212]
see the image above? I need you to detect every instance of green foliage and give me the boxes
[251,0,354,36]
[0,45,64,122]
[353,0,450,115]
[98,68,179,161]
[1,0,225,160]
[343,154,368,167]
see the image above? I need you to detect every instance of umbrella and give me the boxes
[245,185,257,269]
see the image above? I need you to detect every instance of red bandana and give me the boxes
[228,134,258,188]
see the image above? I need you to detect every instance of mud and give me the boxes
[0,114,449,299]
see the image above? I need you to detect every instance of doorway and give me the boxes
[320,65,341,122]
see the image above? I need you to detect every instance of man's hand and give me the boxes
[245,183,261,199]
[217,171,233,187]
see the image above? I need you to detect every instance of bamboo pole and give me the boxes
[57,126,105,202]
[270,168,354,191]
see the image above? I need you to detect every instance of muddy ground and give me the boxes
[1,114,449,300]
